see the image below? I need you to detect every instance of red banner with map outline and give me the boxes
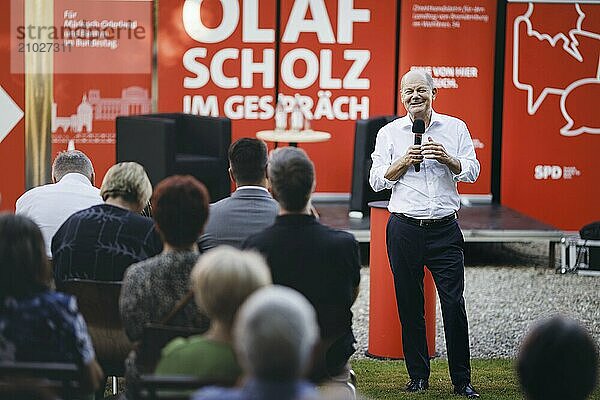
[502,2,600,230]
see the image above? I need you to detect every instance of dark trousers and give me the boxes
[386,214,471,385]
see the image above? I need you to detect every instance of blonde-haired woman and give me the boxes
[52,162,162,286]
[155,245,272,383]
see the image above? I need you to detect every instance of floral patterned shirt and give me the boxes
[0,290,95,365]
[119,250,210,342]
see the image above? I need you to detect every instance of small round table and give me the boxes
[256,129,331,147]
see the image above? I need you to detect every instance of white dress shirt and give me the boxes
[369,110,480,219]
[15,173,103,257]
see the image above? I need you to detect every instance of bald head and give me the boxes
[401,70,435,91]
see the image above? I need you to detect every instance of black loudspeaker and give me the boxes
[580,221,600,270]
[116,113,232,202]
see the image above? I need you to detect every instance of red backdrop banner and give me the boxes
[158,0,278,154]
[0,0,25,211]
[158,0,397,193]
[502,2,600,230]
[277,0,397,192]
[398,0,497,196]
[52,0,153,184]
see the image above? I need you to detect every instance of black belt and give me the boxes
[393,212,457,227]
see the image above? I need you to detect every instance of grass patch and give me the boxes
[352,358,600,400]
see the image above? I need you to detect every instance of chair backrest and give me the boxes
[178,114,231,157]
[116,115,177,187]
[61,279,132,376]
[0,361,81,400]
[138,374,236,400]
[349,116,398,214]
[139,113,231,157]
[136,323,206,374]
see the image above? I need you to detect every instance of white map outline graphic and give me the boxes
[512,2,600,136]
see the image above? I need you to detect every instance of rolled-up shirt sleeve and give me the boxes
[369,127,397,191]
[452,121,480,183]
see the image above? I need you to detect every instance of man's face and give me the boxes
[400,73,436,119]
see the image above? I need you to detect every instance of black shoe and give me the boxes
[454,383,480,398]
[405,378,429,392]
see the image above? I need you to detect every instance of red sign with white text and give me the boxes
[399,0,496,196]
[158,0,397,193]
[158,0,277,150]
[277,0,397,192]
[0,0,25,211]
[51,0,153,183]
[502,2,600,230]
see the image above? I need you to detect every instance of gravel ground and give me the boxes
[351,242,600,359]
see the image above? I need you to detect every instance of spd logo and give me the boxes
[534,165,562,180]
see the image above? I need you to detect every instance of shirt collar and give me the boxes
[57,173,93,186]
[399,109,442,130]
[236,185,269,193]
[276,214,317,225]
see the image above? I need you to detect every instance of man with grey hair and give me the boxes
[243,147,361,384]
[370,70,480,397]
[192,285,320,400]
[16,150,102,257]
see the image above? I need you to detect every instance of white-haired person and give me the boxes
[16,150,102,258]
[52,162,162,287]
[192,285,320,400]
[155,246,272,384]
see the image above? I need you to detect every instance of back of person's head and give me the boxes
[234,285,319,381]
[52,150,94,183]
[229,138,268,185]
[267,147,315,212]
[152,175,209,248]
[518,315,599,400]
[191,246,272,327]
[0,214,51,300]
[100,162,152,210]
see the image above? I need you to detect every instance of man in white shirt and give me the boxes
[201,138,278,248]
[16,150,102,257]
[370,71,480,398]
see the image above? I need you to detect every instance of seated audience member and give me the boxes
[202,138,278,248]
[120,175,212,343]
[518,315,598,400]
[0,214,104,393]
[192,285,320,400]
[155,246,272,383]
[243,147,361,382]
[15,150,102,257]
[52,162,162,286]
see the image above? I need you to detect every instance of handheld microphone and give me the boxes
[412,119,425,172]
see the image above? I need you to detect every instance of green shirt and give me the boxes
[155,335,241,383]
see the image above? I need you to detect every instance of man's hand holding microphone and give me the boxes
[384,118,462,180]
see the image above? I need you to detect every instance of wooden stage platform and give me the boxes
[313,200,567,267]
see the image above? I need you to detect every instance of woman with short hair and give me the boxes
[120,175,212,342]
[0,214,104,394]
[52,162,162,286]
[192,285,321,400]
[155,245,271,383]
[119,175,213,398]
